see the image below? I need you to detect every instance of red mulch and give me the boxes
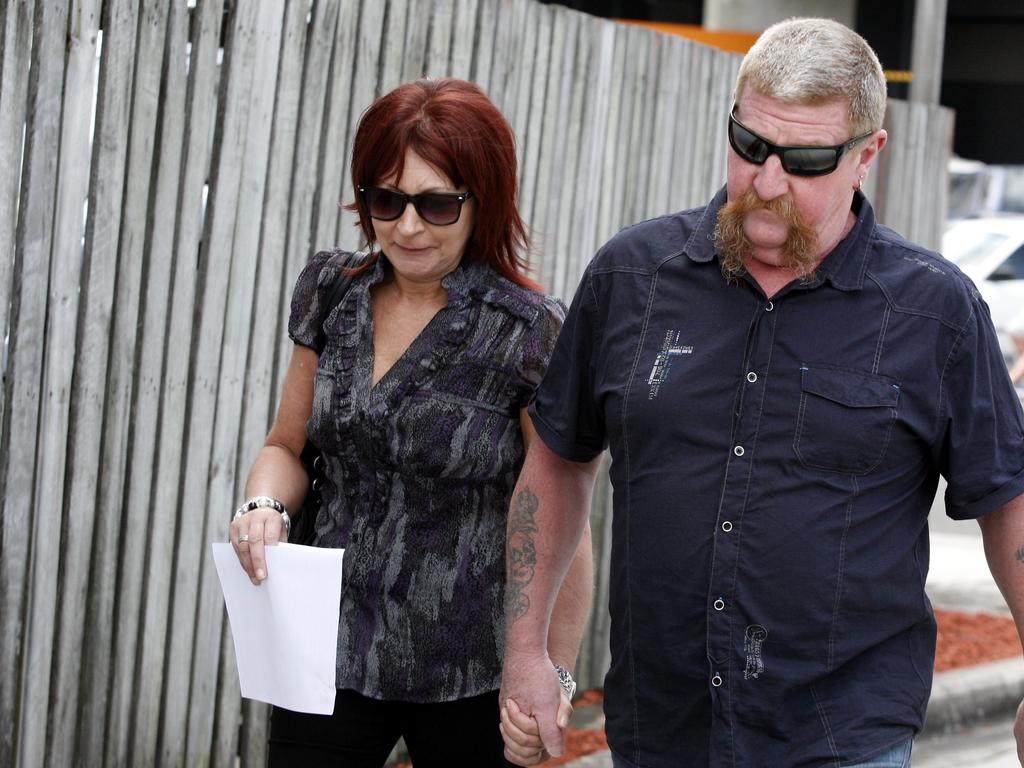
[934,608,1021,672]
[397,610,1021,767]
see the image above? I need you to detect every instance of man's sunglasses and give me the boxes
[358,186,473,226]
[727,108,874,177]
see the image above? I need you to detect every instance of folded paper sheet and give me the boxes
[212,542,345,714]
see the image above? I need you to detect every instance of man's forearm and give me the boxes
[505,439,599,656]
[547,522,594,672]
[978,492,1024,647]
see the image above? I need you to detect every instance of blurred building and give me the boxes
[539,0,1024,165]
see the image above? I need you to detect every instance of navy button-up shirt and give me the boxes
[530,189,1024,767]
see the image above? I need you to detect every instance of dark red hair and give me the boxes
[346,78,537,289]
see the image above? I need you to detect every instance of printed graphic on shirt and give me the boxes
[744,624,768,679]
[647,329,693,400]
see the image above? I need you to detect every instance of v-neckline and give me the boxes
[366,285,449,392]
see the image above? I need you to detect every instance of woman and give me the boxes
[230,78,592,767]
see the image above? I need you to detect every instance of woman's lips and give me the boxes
[393,242,430,253]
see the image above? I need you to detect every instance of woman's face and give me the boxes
[372,148,475,287]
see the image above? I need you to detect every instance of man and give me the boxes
[499,17,1024,768]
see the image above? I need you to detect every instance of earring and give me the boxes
[855,174,865,190]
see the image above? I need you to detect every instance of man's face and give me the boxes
[723,89,880,273]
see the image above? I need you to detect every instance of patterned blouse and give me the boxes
[288,250,566,702]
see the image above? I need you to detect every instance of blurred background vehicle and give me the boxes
[942,215,1024,378]
[948,158,1024,219]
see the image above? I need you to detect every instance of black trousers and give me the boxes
[268,688,514,767]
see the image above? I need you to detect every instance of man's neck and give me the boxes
[744,209,858,298]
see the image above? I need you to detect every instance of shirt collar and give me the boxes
[687,187,876,293]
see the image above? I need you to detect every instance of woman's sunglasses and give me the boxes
[727,108,874,177]
[358,186,473,226]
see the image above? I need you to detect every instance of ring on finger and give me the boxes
[238,534,250,544]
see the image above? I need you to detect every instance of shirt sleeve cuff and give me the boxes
[945,465,1024,520]
[528,402,604,463]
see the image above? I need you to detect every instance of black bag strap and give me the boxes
[313,254,360,353]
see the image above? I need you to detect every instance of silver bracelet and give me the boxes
[233,496,291,537]
[554,664,576,699]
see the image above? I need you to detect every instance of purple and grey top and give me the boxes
[288,250,565,702]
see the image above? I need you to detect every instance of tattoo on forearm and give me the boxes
[506,487,539,625]
[1015,546,1024,563]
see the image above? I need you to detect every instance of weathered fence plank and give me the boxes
[450,0,479,79]
[44,0,122,763]
[379,0,409,94]
[4,3,69,766]
[0,0,35,448]
[568,15,612,293]
[276,0,341,388]
[104,2,185,765]
[516,0,550,256]
[425,0,454,76]
[311,0,360,252]
[336,0,385,252]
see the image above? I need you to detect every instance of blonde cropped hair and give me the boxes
[735,18,887,135]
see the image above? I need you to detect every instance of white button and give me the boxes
[711,674,723,687]
[721,521,733,532]
[746,371,757,383]
[713,598,725,611]
[765,301,774,311]
[734,445,745,457]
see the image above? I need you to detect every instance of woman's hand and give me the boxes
[500,695,573,766]
[230,506,289,585]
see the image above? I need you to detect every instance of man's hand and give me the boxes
[500,652,568,763]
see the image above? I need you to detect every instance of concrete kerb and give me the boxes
[922,655,1024,736]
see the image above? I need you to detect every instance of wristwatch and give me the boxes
[554,664,577,700]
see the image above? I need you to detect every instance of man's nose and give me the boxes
[752,155,789,201]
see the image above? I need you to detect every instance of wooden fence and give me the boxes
[0,0,953,765]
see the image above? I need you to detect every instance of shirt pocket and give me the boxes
[793,366,900,475]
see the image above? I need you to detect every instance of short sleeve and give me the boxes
[939,294,1024,519]
[287,250,354,352]
[512,294,567,408]
[528,269,607,463]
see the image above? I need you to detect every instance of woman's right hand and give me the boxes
[230,506,289,585]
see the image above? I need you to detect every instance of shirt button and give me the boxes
[765,301,774,311]
[746,371,757,383]
[733,445,745,457]
[711,674,723,687]
[713,598,726,611]
[721,520,733,532]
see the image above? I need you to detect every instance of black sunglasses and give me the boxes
[358,186,473,226]
[727,108,874,177]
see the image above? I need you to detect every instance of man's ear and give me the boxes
[856,128,887,180]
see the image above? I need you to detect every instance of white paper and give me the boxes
[212,542,345,714]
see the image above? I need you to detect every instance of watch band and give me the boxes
[554,664,577,700]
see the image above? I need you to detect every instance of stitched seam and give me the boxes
[932,307,973,447]
[620,269,660,765]
[865,272,968,332]
[872,305,891,374]
[828,475,857,672]
[810,683,841,765]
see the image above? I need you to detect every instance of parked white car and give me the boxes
[941,216,1024,371]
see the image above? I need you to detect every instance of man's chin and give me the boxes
[745,247,790,269]
[742,227,790,256]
